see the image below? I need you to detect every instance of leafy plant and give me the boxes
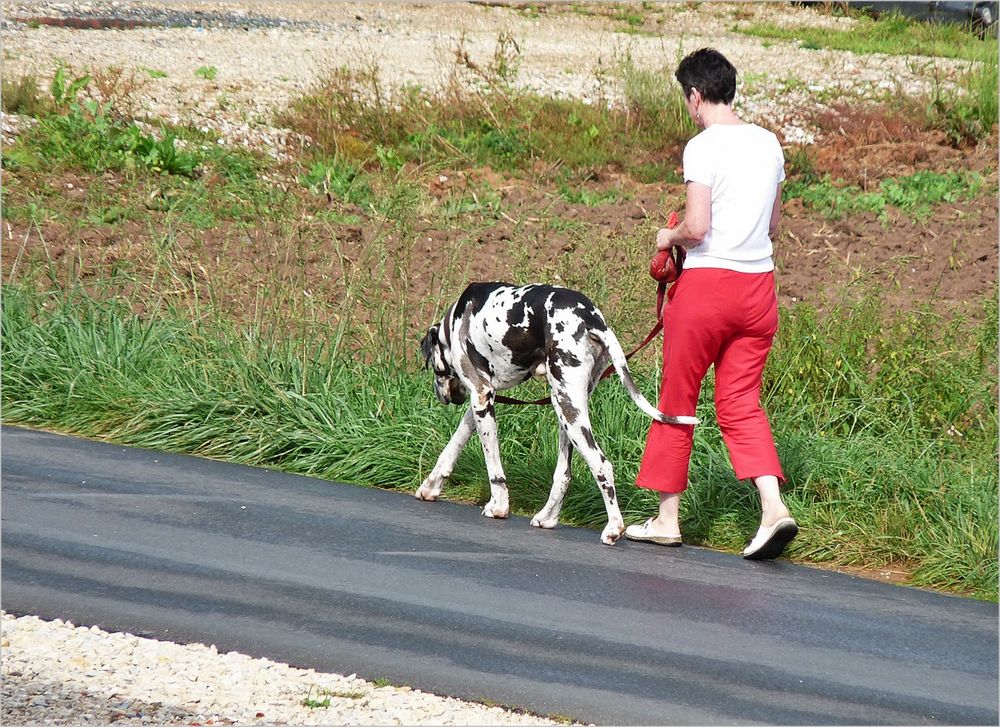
[121,126,199,176]
[195,65,218,81]
[301,687,364,708]
[50,65,91,110]
[784,170,984,220]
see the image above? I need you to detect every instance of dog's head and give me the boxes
[420,322,467,406]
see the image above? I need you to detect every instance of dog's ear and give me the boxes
[420,325,439,369]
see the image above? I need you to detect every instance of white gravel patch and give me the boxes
[1,612,573,725]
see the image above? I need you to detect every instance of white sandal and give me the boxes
[624,518,683,547]
[743,517,798,560]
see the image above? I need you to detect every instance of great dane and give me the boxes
[418,282,697,544]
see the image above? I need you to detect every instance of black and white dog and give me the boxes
[418,282,697,544]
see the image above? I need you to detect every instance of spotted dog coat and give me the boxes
[418,282,697,545]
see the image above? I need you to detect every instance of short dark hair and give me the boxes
[675,48,737,105]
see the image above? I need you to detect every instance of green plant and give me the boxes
[738,10,994,61]
[11,66,199,176]
[302,695,331,709]
[195,65,218,81]
[27,104,199,176]
[302,687,364,708]
[281,49,695,177]
[440,188,503,219]
[299,158,373,207]
[557,183,622,206]
[50,65,91,110]
[120,126,199,176]
[925,55,999,144]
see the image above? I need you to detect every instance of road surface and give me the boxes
[2,425,997,725]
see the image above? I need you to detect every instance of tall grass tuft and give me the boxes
[2,74,47,116]
[280,36,693,178]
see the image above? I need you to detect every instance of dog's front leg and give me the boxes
[416,407,475,501]
[472,391,509,519]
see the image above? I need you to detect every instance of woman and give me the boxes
[624,48,797,560]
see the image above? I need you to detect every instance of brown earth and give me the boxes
[4,115,996,342]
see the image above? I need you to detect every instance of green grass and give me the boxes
[738,10,996,61]
[3,281,995,600]
[784,169,985,220]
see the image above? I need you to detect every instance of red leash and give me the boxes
[495,214,682,406]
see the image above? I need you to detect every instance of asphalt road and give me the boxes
[2,425,997,725]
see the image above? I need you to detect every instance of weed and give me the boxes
[195,65,218,81]
[299,158,373,208]
[440,188,503,219]
[281,40,694,178]
[738,10,995,61]
[26,104,199,176]
[924,55,999,145]
[50,65,91,110]
[2,74,47,116]
[302,687,364,708]
[12,66,199,177]
[558,183,623,207]
[784,145,818,184]
[86,65,150,119]
[302,696,331,709]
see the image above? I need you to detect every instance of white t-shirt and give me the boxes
[682,123,785,273]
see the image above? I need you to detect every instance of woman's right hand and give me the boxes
[655,226,676,251]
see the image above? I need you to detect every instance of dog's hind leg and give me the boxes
[416,406,475,501]
[531,426,572,529]
[549,377,624,545]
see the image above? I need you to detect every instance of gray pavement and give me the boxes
[2,425,997,725]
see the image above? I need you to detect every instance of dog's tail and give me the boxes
[592,328,698,426]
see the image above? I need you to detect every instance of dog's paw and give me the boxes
[415,478,443,501]
[530,514,559,529]
[601,522,625,545]
[482,500,509,519]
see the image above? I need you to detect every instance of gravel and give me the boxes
[1,0,973,154]
[1,612,573,725]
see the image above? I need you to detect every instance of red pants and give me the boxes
[636,268,784,493]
